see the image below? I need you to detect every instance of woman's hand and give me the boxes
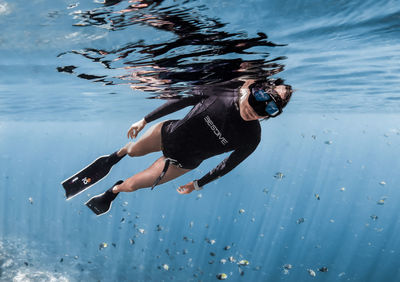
[177,181,195,194]
[127,118,147,139]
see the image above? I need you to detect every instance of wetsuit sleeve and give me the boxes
[144,95,203,123]
[196,136,261,187]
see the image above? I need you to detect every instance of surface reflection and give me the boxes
[58,0,289,97]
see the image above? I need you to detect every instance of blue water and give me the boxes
[1,0,400,281]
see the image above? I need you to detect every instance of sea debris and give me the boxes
[324,141,332,145]
[239,209,245,214]
[162,264,169,271]
[220,259,227,264]
[314,194,320,200]
[129,239,135,245]
[224,245,231,251]
[297,217,305,224]
[377,198,386,205]
[206,238,216,245]
[379,181,386,186]
[196,193,202,200]
[189,221,194,228]
[138,228,145,234]
[274,172,285,179]
[156,224,163,231]
[28,197,34,205]
[263,188,269,194]
[370,215,378,221]
[283,264,292,270]
[307,269,316,277]
[229,256,236,263]
[319,267,328,272]
[99,242,108,250]
[340,187,346,192]
[238,259,249,266]
[216,273,227,280]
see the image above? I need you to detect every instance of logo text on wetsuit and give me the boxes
[204,115,228,146]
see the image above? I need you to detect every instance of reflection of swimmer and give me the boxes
[66,80,292,215]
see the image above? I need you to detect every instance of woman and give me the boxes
[63,80,293,215]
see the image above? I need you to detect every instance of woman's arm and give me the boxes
[144,95,203,123]
[177,136,261,194]
[128,95,203,139]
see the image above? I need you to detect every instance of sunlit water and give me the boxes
[1,0,400,281]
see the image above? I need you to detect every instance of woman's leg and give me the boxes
[113,156,191,193]
[117,121,166,157]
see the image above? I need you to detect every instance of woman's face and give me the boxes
[239,85,287,121]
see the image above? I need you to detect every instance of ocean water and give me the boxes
[1,0,400,281]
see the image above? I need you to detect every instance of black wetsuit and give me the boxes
[144,91,261,187]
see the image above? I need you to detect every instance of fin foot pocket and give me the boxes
[85,180,123,216]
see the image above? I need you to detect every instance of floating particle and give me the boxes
[338,272,345,277]
[206,238,216,245]
[196,194,202,200]
[307,269,316,277]
[156,224,163,231]
[162,264,169,271]
[216,273,227,280]
[315,194,320,200]
[312,135,316,140]
[189,221,194,228]
[112,243,116,248]
[239,209,245,214]
[377,199,385,205]
[319,267,328,272]
[99,242,107,250]
[347,160,352,164]
[122,201,128,207]
[283,264,292,270]
[67,3,79,9]
[60,258,63,263]
[238,267,245,276]
[209,260,214,264]
[183,236,189,242]
[274,172,285,179]
[120,218,125,223]
[220,259,227,264]
[330,219,335,223]
[263,188,269,194]
[129,239,135,245]
[251,218,255,222]
[296,218,305,224]
[224,245,231,251]
[183,249,188,255]
[28,197,34,205]
[370,215,378,221]
[210,252,216,257]
[138,228,145,234]
[324,141,332,145]
[340,187,346,192]
[379,181,386,186]
[229,256,236,263]
[238,260,249,266]
[283,269,289,275]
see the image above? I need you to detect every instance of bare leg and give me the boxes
[113,156,191,193]
[117,121,166,157]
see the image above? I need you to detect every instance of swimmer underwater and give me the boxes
[61,79,293,216]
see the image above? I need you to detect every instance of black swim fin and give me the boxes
[61,151,125,200]
[85,180,123,216]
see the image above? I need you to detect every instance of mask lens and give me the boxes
[248,89,282,117]
[265,101,280,116]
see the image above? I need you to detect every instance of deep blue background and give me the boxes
[1,0,400,281]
